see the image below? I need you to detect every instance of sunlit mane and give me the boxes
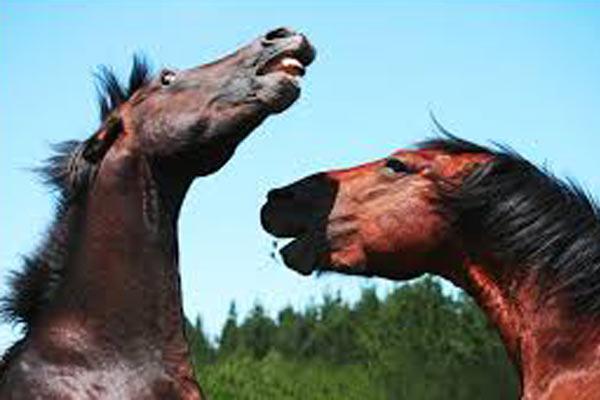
[420,134,600,316]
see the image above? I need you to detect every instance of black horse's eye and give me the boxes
[160,70,176,86]
[384,158,411,174]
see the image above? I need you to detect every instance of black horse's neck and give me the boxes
[1,147,201,398]
[56,148,192,352]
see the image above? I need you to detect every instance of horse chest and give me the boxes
[1,352,191,400]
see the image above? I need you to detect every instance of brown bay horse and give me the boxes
[0,27,314,399]
[262,132,600,399]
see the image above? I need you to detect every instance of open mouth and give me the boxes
[257,41,315,85]
[274,228,366,277]
[261,174,337,275]
[263,208,370,276]
[258,53,307,78]
[260,198,324,276]
[275,226,364,276]
[252,33,315,113]
[261,205,331,276]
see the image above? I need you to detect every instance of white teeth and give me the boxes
[280,57,303,69]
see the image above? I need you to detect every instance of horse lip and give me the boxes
[280,238,315,275]
[260,202,310,238]
[261,196,328,239]
[279,231,327,276]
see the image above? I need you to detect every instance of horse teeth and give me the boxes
[280,57,303,69]
[278,57,305,77]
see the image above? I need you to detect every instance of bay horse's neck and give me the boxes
[444,255,600,400]
[28,147,200,397]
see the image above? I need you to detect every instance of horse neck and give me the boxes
[32,146,194,372]
[444,255,600,399]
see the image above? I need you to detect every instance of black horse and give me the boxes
[1,27,314,399]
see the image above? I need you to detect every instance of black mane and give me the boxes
[420,135,600,316]
[96,55,151,121]
[1,56,153,328]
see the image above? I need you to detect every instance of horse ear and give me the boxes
[82,114,123,163]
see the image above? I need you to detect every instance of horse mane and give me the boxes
[96,55,152,121]
[1,55,153,329]
[420,134,600,316]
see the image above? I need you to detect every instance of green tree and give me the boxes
[274,306,305,358]
[219,301,240,358]
[187,277,519,399]
[185,315,215,366]
[239,302,276,359]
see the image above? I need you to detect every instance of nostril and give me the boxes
[264,27,295,41]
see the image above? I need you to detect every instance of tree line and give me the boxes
[186,277,519,399]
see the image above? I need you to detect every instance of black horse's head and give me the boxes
[84,27,315,178]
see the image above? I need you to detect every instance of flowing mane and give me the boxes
[420,135,600,316]
[0,56,153,329]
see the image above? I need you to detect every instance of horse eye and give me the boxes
[160,70,176,86]
[384,158,411,174]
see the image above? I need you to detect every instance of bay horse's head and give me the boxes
[84,27,314,177]
[261,135,491,279]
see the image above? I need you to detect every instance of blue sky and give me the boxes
[2,2,600,352]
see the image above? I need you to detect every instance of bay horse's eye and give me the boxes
[384,158,411,174]
[160,70,176,86]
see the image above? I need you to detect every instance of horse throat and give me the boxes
[28,148,198,390]
[453,257,600,400]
